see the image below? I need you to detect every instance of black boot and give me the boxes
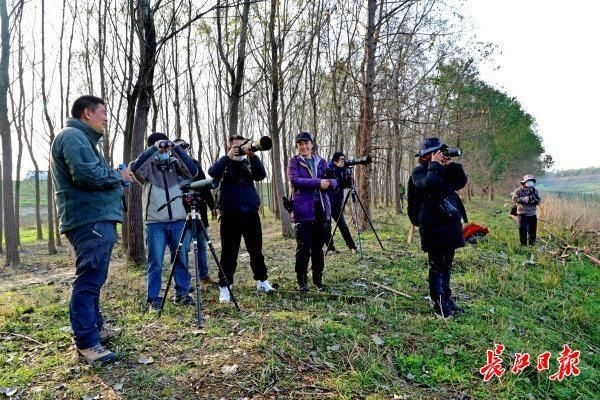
[312,270,324,291]
[429,270,453,319]
[296,273,308,292]
[441,271,461,314]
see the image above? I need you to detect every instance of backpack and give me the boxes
[407,176,423,226]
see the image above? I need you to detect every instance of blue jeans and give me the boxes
[65,221,117,349]
[146,220,192,301]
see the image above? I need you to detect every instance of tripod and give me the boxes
[157,191,239,326]
[326,168,384,258]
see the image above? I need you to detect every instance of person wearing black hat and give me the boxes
[208,134,275,303]
[129,132,199,311]
[287,132,338,291]
[409,137,468,318]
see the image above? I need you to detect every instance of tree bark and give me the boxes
[0,0,19,265]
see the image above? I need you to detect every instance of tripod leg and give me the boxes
[198,220,241,311]
[350,191,363,258]
[354,191,385,250]
[159,219,191,316]
[325,189,351,255]
[191,220,204,327]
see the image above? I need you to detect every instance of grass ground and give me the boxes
[0,198,598,399]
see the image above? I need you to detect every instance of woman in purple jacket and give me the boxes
[287,132,338,291]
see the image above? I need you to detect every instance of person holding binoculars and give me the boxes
[129,132,199,311]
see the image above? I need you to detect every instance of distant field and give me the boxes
[538,172,600,194]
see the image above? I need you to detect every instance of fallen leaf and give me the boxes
[371,334,384,346]
[406,373,415,381]
[82,395,100,400]
[0,388,17,397]
[138,356,154,365]
[326,345,340,352]
[221,364,238,374]
[54,383,66,390]
[191,330,206,336]
[443,347,457,355]
[113,383,124,391]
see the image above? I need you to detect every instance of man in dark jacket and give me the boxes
[51,95,134,364]
[325,152,357,253]
[129,132,198,310]
[410,137,467,319]
[208,135,275,303]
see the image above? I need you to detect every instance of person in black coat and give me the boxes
[410,137,468,318]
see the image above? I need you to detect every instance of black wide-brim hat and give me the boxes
[415,137,445,157]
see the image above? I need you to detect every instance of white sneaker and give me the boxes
[219,286,231,303]
[256,280,275,293]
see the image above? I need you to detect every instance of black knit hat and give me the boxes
[147,132,169,147]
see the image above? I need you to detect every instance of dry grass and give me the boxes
[539,193,600,233]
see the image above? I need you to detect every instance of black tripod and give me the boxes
[157,190,239,326]
[326,168,384,258]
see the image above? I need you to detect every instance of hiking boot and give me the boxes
[174,294,195,306]
[313,272,325,291]
[296,273,308,292]
[201,276,218,286]
[77,344,116,364]
[147,297,163,313]
[349,248,357,254]
[327,246,340,254]
[219,286,231,303]
[99,326,123,345]
[256,280,276,293]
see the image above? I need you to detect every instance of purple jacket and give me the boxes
[287,154,337,223]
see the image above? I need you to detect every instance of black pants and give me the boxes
[219,212,268,287]
[295,202,327,282]
[327,203,357,250]
[428,248,455,314]
[518,214,537,246]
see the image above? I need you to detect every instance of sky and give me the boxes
[461,0,600,170]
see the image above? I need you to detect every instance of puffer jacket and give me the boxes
[411,161,468,252]
[130,146,197,223]
[512,186,541,216]
[287,154,338,223]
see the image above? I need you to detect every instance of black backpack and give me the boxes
[407,176,423,226]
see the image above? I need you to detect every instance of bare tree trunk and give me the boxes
[0,0,19,265]
[217,0,251,137]
[354,0,379,231]
[126,0,158,265]
[41,0,57,254]
[268,0,293,237]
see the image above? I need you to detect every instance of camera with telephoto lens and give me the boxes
[442,146,462,157]
[345,155,372,167]
[235,136,273,155]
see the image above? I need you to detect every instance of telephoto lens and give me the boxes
[345,155,372,166]
[443,147,462,157]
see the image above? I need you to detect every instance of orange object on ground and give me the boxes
[463,223,489,242]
